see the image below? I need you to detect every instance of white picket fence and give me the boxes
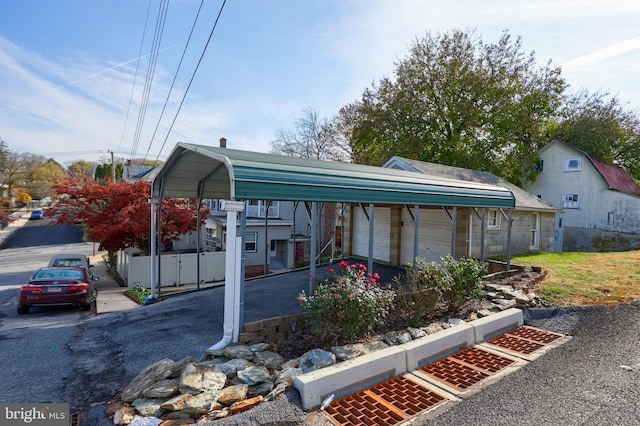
[118,249,226,289]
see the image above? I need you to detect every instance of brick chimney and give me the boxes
[220,137,227,148]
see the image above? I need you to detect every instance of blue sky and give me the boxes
[1,0,639,166]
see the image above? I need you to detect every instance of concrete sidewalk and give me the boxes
[0,208,30,248]
[88,254,140,314]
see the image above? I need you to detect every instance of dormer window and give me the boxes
[564,157,581,172]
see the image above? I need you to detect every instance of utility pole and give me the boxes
[109,150,116,181]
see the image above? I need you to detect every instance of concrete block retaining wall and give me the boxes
[239,313,309,346]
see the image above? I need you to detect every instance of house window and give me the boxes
[245,232,257,253]
[564,157,581,172]
[205,228,218,250]
[529,213,540,249]
[534,159,544,171]
[562,194,579,209]
[246,200,280,218]
[486,209,501,230]
[608,211,615,226]
[205,199,217,211]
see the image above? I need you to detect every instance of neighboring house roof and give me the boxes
[384,156,561,212]
[542,139,640,197]
[586,155,640,195]
[124,165,160,182]
[152,143,516,209]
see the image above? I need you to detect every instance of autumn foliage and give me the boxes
[48,178,209,259]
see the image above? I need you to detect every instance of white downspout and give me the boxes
[209,200,245,350]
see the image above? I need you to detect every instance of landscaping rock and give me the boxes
[384,329,413,345]
[121,358,176,402]
[237,365,272,385]
[113,406,136,425]
[253,351,285,369]
[216,358,253,377]
[161,394,193,411]
[132,399,166,417]
[331,343,365,361]
[408,327,428,339]
[247,381,274,397]
[248,343,271,352]
[223,345,254,360]
[217,384,248,406]
[128,416,163,426]
[299,348,336,373]
[181,390,221,416]
[230,395,263,414]
[179,363,226,394]
[143,379,180,398]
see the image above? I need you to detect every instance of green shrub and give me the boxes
[441,255,487,310]
[391,258,450,327]
[125,284,151,304]
[298,260,396,341]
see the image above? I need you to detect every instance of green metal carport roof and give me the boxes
[152,142,515,209]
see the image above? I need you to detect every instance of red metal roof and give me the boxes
[589,156,640,195]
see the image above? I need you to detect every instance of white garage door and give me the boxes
[352,206,391,262]
[401,208,452,265]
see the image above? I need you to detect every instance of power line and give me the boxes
[130,0,170,160]
[143,0,206,164]
[117,0,153,159]
[153,0,228,166]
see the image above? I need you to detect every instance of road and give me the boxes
[0,219,96,407]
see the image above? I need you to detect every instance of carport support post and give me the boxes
[414,205,420,263]
[209,200,245,350]
[481,208,486,264]
[309,201,318,294]
[368,204,374,273]
[148,197,159,299]
[507,209,513,271]
[451,207,457,259]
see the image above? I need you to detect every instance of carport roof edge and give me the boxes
[151,142,515,209]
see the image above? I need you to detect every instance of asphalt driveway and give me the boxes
[423,302,640,426]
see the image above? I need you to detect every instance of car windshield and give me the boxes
[51,259,84,268]
[34,269,84,281]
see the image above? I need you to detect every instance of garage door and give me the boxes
[353,206,391,262]
[401,207,452,265]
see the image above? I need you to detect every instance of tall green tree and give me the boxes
[547,90,640,180]
[341,30,566,184]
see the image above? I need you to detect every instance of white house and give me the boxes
[523,139,640,251]
[204,199,336,274]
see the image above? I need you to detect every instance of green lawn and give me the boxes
[509,251,640,306]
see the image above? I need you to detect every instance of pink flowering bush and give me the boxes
[298,260,396,341]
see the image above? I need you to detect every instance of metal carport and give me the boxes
[151,142,515,348]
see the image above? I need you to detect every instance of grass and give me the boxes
[509,251,640,306]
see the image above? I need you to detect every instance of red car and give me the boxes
[17,267,99,314]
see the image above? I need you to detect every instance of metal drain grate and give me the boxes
[486,326,564,355]
[419,347,517,391]
[506,326,564,344]
[324,375,448,426]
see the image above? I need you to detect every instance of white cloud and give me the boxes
[561,36,640,71]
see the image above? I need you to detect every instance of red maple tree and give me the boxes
[48,178,209,267]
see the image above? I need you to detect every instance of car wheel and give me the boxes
[17,306,30,315]
[83,290,98,312]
